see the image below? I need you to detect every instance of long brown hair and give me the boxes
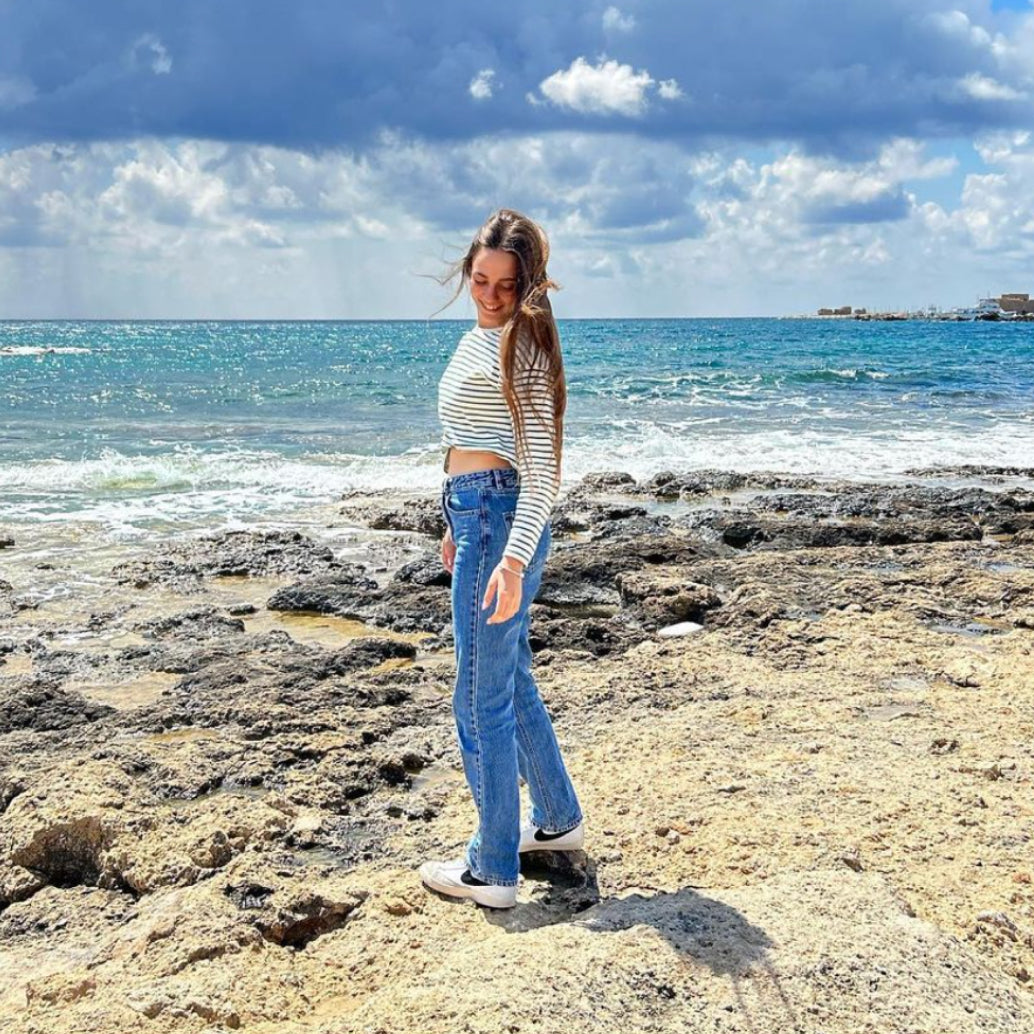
[435,208,566,487]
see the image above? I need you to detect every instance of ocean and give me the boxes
[2,317,1033,542]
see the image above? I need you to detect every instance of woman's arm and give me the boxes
[502,335,560,568]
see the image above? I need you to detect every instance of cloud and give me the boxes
[4,3,1034,317]
[919,129,1034,257]
[0,129,709,257]
[0,130,1030,317]
[0,1,1030,153]
[536,57,671,116]
[0,140,295,252]
[602,7,636,33]
[758,144,939,229]
[956,72,1027,101]
[1,130,963,273]
[131,34,173,76]
[675,136,966,294]
[469,69,496,101]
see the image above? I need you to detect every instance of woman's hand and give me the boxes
[442,527,456,574]
[482,558,525,624]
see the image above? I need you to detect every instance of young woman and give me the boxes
[419,209,584,909]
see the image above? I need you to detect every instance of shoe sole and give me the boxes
[421,883,517,909]
[419,865,518,909]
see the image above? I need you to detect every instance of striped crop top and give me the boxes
[438,323,561,567]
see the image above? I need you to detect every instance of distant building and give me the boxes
[853,308,867,315]
[834,305,852,315]
[818,308,834,316]
[998,293,1034,314]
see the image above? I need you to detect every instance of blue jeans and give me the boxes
[440,465,583,886]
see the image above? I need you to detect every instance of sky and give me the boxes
[2,0,1034,318]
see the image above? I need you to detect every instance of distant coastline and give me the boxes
[804,292,1034,322]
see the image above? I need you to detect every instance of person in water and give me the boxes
[419,208,585,909]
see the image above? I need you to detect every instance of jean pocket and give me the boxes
[502,513,519,545]
[445,487,481,516]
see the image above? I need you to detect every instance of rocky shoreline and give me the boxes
[1,465,1033,1032]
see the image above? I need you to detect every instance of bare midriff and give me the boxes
[444,445,515,475]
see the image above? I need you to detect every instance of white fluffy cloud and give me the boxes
[469,69,496,101]
[956,72,1027,102]
[535,57,679,117]
[5,3,1034,318]
[919,129,1034,258]
[0,128,1033,317]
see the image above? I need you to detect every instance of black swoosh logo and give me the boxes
[534,827,574,842]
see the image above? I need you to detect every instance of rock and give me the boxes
[343,495,444,536]
[133,606,246,641]
[24,972,98,1006]
[975,911,1019,938]
[1013,609,1034,629]
[535,534,702,613]
[0,677,116,734]
[682,510,983,552]
[637,468,820,499]
[0,757,309,903]
[392,554,451,588]
[266,574,450,639]
[112,530,349,588]
[841,848,864,872]
[223,867,368,949]
[617,567,721,628]
[574,471,638,493]
[905,464,1034,479]
[379,894,416,916]
[558,507,672,544]
[4,468,1034,1032]
[528,611,651,658]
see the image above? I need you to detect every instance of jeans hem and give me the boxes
[467,864,519,887]
[543,816,583,836]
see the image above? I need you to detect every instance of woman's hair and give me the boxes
[435,208,566,485]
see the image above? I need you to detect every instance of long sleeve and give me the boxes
[502,334,561,567]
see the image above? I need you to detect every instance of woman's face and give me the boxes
[470,247,518,328]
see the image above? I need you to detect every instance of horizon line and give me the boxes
[0,314,840,323]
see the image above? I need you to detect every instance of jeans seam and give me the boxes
[440,485,453,540]
[468,490,488,879]
[513,659,562,827]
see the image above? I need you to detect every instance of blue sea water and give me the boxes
[1,318,1033,538]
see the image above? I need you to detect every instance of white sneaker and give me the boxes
[418,858,518,909]
[518,818,585,853]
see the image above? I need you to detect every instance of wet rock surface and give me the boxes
[1,470,1033,1032]
[111,529,352,591]
[0,678,116,735]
